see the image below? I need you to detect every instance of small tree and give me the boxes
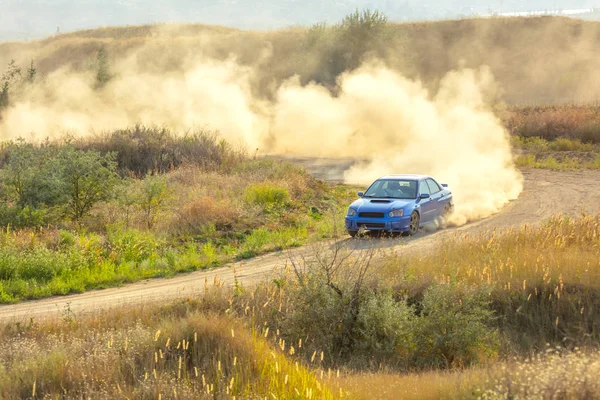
[0,60,22,109]
[138,175,169,229]
[0,139,63,208]
[54,146,119,221]
[94,47,111,88]
[26,60,37,83]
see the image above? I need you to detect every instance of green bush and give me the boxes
[107,226,160,264]
[355,290,414,356]
[76,126,246,176]
[412,283,499,368]
[238,228,271,259]
[244,183,289,208]
[548,137,594,152]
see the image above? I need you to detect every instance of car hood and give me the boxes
[350,198,414,213]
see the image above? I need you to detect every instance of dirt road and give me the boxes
[1,165,599,324]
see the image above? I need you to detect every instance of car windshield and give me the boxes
[363,179,417,199]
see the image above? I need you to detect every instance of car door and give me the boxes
[426,178,446,218]
[417,180,435,223]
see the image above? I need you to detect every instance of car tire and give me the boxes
[408,211,420,236]
[442,203,453,218]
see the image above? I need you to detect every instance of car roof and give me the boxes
[378,174,431,181]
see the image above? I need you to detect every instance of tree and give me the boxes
[94,47,112,88]
[26,60,37,83]
[138,175,169,229]
[54,146,119,221]
[0,60,22,109]
[0,139,63,208]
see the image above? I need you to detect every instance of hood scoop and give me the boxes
[370,200,391,204]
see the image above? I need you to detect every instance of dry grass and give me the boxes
[4,16,600,104]
[339,369,486,400]
[381,215,600,351]
[341,348,600,400]
[0,298,342,399]
[501,105,600,143]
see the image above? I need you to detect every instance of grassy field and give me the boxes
[2,214,600,399]
[0,130,356,303]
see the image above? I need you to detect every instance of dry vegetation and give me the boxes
[0,130,356,302]
[2,214,600,399]
[1,13,600,400]
[3,16,600,104]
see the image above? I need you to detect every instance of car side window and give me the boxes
[418,180,431,196]
[426,179,442,194]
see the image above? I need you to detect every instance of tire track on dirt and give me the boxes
[1,165,599,324]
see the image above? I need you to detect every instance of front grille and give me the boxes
[358,223,386,229]
[359,212,385,218]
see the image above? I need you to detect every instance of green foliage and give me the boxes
[53,145,119,221]
[302,9,395,85]
[413,283,499,368]
[138,175,169,229]
[0,140,119,225]
[355,290,414,355]
[94,47,111,88]
[0,60,22,109]
[244,183,289,208]
[26,60,36,83]
[0,139,65,208]
[77,126,245,176]
[107,225,160,264]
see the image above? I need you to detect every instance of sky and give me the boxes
[0,0,597,41]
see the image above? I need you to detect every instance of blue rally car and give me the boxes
[345,175,454,237]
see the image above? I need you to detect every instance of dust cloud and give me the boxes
[269,64,523,225]
[0,36,522,226]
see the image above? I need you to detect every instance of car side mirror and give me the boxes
[357,192,364,197]
[420,193,431,199]
[441,184,448,188]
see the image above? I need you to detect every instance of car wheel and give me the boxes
[348,231,358,238]
[408,211,420,236]
[442,203,453,218]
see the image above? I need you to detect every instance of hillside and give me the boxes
[1,16,599,105]
[1,1,598,40]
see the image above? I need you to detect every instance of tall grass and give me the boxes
[502,105,600,144]
[0,303,341,399]
[381,215,600,351]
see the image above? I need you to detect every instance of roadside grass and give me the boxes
[501,105,600,144]
[512,136,600,170]
[340,348,600,400]
[0,135,357,303]
[338,369,487,400]
[513,154,595,170]
[0,302,342,399]
[2,215,600,399]
[380,214,600,352]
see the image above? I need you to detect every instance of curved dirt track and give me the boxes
[1,166,599,324]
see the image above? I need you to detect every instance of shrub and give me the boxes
[107,226,160,264]
[75,126,246,176]
[412,283,498,368]
[238,228,271,259]
[355,290,414,356]
[53,145,119,221]
[177,196,238,233]
[244,183,289,208]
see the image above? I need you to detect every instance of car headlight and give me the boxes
[389,209,404,218]
[347,208,357,217]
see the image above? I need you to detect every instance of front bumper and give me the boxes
[345,215,412,233]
